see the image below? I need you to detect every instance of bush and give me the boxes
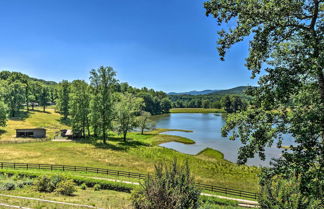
[94,184,101,191]
[55,179,76,196]
[1,182,16,191]
[80,183,87,190]
[132,159,200,209]
[34,175,53,192]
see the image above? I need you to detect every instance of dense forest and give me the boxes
[169,90,248,113]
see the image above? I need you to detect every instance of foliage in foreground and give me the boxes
[259,174,323,209]
[34,175,76,195]
[205,0,324,207]
[132,160,200,209]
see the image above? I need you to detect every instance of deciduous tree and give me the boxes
[90,66,117,143]
[114,93,143,141]
[205,0,324,205]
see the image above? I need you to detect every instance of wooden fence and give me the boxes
[0,162,257,199]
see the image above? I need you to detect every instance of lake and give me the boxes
[153,113,294,167]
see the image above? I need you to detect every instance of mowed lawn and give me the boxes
[0,109,260,192]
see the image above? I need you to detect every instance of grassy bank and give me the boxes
[0,108,260,192]
[197,148,225,160]
[170,108,226,113]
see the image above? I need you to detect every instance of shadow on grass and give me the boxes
[29,109,51,114]
[9,111,30,121]
[0,129,7,137]
[58,117,72,126]
[74,136,150,152]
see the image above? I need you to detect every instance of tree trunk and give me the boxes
[141,128,144,135]
[102,124,106,144]
[43,105,46,112]
[123,132,127,142]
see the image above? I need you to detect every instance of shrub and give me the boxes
[259,175,323,209]
[80,183,87,190]
[34,175,53,192]
[132,159,200,209]
[94,184,101,191]
[1,182,16,191]
[55,179,76,196]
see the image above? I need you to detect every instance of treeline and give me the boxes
[169,94,247,113]
[0,71,57,118]
[0,67,172,142]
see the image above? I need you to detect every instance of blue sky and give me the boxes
[0,0,257,92]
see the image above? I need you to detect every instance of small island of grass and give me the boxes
[196,148,224,160]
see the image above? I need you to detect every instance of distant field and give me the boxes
[0,108,259,192]
[170,108,226,113]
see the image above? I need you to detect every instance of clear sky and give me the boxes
[0,0,258,92]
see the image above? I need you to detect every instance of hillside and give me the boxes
[168,86,249,96]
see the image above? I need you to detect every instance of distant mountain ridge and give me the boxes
[168,86,249,96]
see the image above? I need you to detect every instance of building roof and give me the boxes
[65,130,73,136]
[16,128,46,131]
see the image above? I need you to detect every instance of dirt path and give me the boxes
[90,176,259,206]
[0,194,102,209]
[0,202,32,209]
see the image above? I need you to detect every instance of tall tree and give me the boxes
[205,0,324,205]
[222,96,232,113]
[0,81,7,126]
[89,66,117,144]
[114,93,143,141]
[5,81,25,117]
[70,80,90,138]
[56,80,70,119]
[137,111,154,135]
[38,85,50,112]
[160,97,172,113]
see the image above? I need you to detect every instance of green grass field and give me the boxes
[0,108,260,193]
[170,108,226,113]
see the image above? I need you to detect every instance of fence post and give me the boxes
[26,164,28,170]
[38,164,40,169]
[96,168,98,174]
[117,171,119,177]
[13,163,15,169]
[51,165,53,171]
[0,162,2,169]
[63,165,65,171]
[225,188,227,195]
[74,166,76,171]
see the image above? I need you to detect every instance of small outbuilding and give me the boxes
[16,128,46,138]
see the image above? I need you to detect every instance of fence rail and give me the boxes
[0,162,257,199]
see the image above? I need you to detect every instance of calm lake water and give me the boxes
[154,113,294,167]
